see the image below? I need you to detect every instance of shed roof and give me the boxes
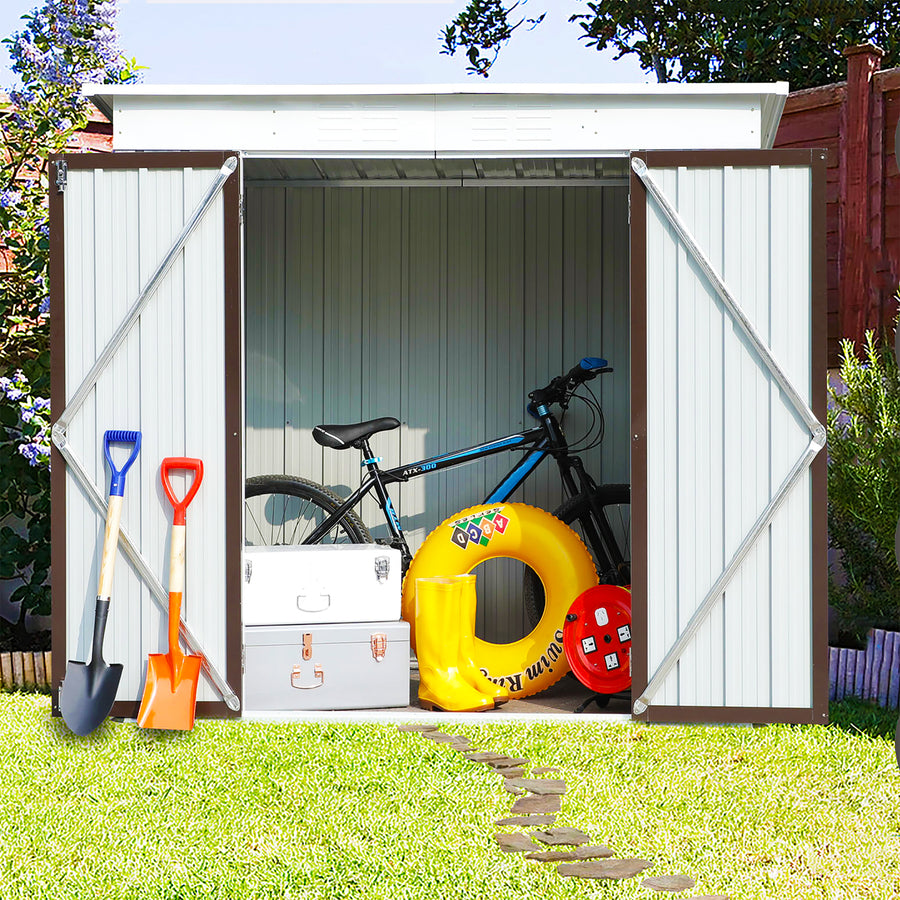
[85,82,789,156]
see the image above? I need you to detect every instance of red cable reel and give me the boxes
[563,585,632,695]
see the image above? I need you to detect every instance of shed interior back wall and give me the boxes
[244,182,630,644]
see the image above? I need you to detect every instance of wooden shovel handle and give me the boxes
[97,495,124,600]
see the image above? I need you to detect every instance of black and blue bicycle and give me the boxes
[244,357,630,626]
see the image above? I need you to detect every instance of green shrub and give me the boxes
[827,328,900,645]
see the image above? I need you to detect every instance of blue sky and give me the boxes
[1,1,647,87]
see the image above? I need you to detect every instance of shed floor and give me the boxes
[405,671,631,716]
[241,673,632,722]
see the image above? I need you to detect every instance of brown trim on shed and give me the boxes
[109,700,227,720]
[58,151,233,171]
[222,154,243,718]
[645,706,823,726]
[639,148,820,168]
[49,150,242,720]
[629,149,828,726]
[49,158,66,717]
[628,152,649,727]
[810,150,830,726]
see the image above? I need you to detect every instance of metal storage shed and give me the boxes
[50,82,826,724]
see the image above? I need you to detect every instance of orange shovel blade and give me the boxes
[136,653,202,731]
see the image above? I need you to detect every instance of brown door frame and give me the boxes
[49,150,243,720]
[629,148,828,725]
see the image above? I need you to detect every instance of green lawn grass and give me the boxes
[1,694,898,899]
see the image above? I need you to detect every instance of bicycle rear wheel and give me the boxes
[245,475,372,546]
[524,484,631,627]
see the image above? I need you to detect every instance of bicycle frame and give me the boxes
[304,410,621,577]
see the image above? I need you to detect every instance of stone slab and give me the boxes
[495,833,537,853]
[643,875,697,892]
[532,827,592,846]
[495,815,557,827]
[558,859,654,880]
[464,752,510,763]
[505,778,566,795]
[510,794,563,814]
[525,846,614,862]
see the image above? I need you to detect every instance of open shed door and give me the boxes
[630,150,827,724]
[50,152,243,718]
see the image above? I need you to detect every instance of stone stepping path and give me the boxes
[397,723,725,895]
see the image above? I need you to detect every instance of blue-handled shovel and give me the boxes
[59,430,141,736]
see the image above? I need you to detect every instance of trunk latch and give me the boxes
[375,556,390,584]
[371,633,387,661]
[302,632,313,660]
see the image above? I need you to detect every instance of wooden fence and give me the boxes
[829,629,900,707]
[0,651,52,690]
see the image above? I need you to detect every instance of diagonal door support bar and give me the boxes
[52,157,240,711]
[54,157,237,434]
[630,157,826,716]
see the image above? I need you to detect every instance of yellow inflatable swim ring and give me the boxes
[402,502,598,698]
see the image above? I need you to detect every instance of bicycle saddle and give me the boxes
[312,417,400,450]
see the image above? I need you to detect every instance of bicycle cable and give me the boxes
[564,384,605,453]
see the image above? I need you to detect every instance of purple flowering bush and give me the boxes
[0,1,139,641]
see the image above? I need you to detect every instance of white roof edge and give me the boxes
[84,81,789,99]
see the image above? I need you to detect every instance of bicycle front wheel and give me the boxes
[245,475,372,546]
[524,483,631,626]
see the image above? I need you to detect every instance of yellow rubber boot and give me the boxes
[454,574,509,706]
[415,577,493,712]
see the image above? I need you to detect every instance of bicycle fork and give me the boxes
[557,455,626,584]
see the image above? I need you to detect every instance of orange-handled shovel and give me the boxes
[137,457,204,730]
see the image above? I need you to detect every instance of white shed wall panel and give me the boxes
[63,166,227,704]
[245,184,630,643]
[645,163,812,708]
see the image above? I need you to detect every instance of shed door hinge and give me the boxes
[55,159,67,193]
[239,193,245,224]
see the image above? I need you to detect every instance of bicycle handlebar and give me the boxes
[528,357,612,413]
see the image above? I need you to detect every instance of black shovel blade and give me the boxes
[59,596,122,736]
[59,660,123,736]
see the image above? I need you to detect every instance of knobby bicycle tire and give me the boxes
[245,475,372,546]
[524,484,631,627]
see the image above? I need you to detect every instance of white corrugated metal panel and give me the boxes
[644,162,814,709]
[63,165,228,704]
[86,83,788,154]
[245,183,630,644]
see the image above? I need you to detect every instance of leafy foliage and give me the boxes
[440,0,545,76]
[442,0,900,89]
[0,0,139,633]
[828,330,900,645]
